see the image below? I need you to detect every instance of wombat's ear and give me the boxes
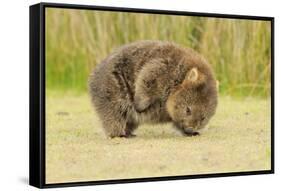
[186,67,199,82]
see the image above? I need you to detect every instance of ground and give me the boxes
[46,93,271,184]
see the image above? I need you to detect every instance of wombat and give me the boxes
[89,40,218,138]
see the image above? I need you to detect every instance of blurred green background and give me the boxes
[46,8,271,97]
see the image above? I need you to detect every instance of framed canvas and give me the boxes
[29,2,274,188]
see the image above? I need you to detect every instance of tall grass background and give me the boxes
[46,8,271,97]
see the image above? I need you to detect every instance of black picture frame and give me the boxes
[29,2,275,189]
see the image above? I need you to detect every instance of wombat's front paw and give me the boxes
[134,96,152,113]
[184,131,200,137]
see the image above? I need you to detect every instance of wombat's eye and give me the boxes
[186,107,191,115]
[201,116,205,121]
[174,79,180,85]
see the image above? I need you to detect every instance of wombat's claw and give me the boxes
[120,134,136,138]
[184,132,199,137]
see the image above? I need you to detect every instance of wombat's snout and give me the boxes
[176,121,196,131]
[176,117,207,135]
[176,122,200,136]
[190,119,206,130]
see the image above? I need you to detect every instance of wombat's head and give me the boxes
[166,67,218,135]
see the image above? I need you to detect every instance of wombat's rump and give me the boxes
[89,41,218,138]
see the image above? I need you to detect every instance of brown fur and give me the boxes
[89,40,218,138]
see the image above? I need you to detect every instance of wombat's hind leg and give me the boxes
[124,122,138,138]
[102,120,127,138]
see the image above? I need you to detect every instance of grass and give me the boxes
[46,8,271,97]
[46,93,271,183]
